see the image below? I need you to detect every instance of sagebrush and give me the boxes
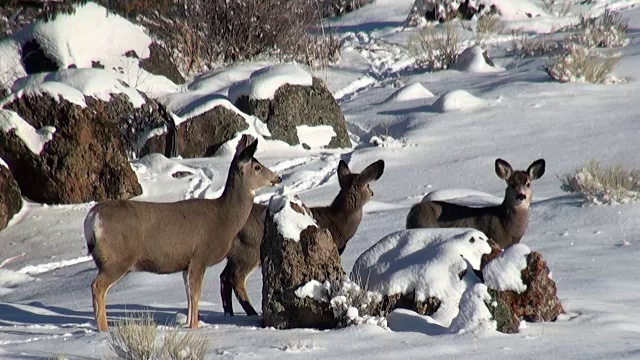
[108,313,211,360]
[408,23,462,70]
[561,160,640,205]
[547,44,619,84]
[572,9,628,48]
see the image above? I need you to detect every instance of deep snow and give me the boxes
[2,0,640,359]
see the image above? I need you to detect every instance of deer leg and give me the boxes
[187,264,206,329]
[182,270,192,327]
[91,268,126,332]
[220,264,235,316]
[233,267,259,317]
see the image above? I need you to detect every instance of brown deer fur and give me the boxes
[220,159,385,316]
[84,135,281,331]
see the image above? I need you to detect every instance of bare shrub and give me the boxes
[476,14,504,34]
[318,0,373,18]
[109,313,159,360]
[511,33,563,58]
[561,160,640,205]
[573,9,628,48]
[542,0,572,16]
[161,328,210,360]
[408,22,462,70]
[547,44,619,84]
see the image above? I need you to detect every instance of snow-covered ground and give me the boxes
[3,0,640,358]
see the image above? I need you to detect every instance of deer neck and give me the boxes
[498,200,530,240]
[328,194,364,242]
[219,171,255,234]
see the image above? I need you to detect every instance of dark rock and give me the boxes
[1,94,142,204]
[261,197,345,329]
[142,105,247,158]
[485,251,564,334]
[382,291,441,316]
[21,40,58,75]
[0,165,22,230]
[235,78,350,148]
[139,43,185,84]
[0,87,7,99]
[480,239,503,270]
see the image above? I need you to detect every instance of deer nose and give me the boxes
[516,193,526,201]
[272,176,282,185]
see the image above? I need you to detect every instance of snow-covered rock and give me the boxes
[431,90,486,113]
[451,46,501,73]
[352,228,491,326]
[383,83,435,103]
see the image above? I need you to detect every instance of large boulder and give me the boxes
[235,77,350,149]
[261,195,345,329]
[142,105,247,158]
[482,245,564,333]
[0,162,22,230]
[0,94,142,204]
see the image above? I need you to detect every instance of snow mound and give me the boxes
[0,269,36,288]
[296,125,337,149]
[423,189,503,207]
[15,2,151,69]
[451,46,501,73]
[132,154,196,179]
[188,61,272,95]
[449,283,496,333]
[351,228,491,326]
[432,90,486,113]
[9,69,146,108]
[0,110,56,155]
[228,63,313,102]
[383,83,434,103]
[483,244,531,293]
[480,0,547,21]
[268,195,317,242]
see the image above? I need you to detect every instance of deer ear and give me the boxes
[495,158,513,180]
[235,134,255,156]
[527,159,546,180]
[360,160,385,183]
[237,138,258,165]
[337,160,351,188]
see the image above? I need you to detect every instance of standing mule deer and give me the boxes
[84,135,281,332]
[406,158,545,249]
[220,159,385,316]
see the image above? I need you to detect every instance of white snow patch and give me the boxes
[432,90,486,113]
[295,280,328,301]
[188,61,272,95]
[14,2,151,69]
[333,76,377,101]
[17,256,93,276]
[383,83,435,103]
[449,283,497,334]
[10,69,146,108]
[132,154,196,179]
[268,195,317,241]
[483,244,531,293]
[352,228,491,326]
[0,39,25,88]
[0,269,36,289]
[451,46,502,73]
[296,125,336,149]
[0,110,56,155]
[228,63,313,102]
[423,189,503,207]
[0,157,7,168]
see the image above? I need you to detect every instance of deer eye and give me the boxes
[254,164,262,171]
[526,183,531,188]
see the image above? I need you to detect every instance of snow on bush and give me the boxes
[483,244,531,293]
[295,279,387,328]
[451,45,500,73]
[547,44,620,84]
[227,63,313,102]
[561,160,640,205]
[268,194,317,242]
[449,283,496,334]
[351,229,491,326]
[408,22,462,71]
[572,9,628,49]
[0,109,56,155]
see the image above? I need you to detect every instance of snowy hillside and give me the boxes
[2,0,640,359]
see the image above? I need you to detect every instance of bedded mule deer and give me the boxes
[406,158,545,249]
[220,159,385,316]
[84,135,281,331]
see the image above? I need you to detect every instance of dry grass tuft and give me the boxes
[408,22,462,71]
[561,160,640,205]
[547,44,619,84]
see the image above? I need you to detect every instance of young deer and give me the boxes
[406,159,545,249]
[84,135,281,332]
[220,159,385,316]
